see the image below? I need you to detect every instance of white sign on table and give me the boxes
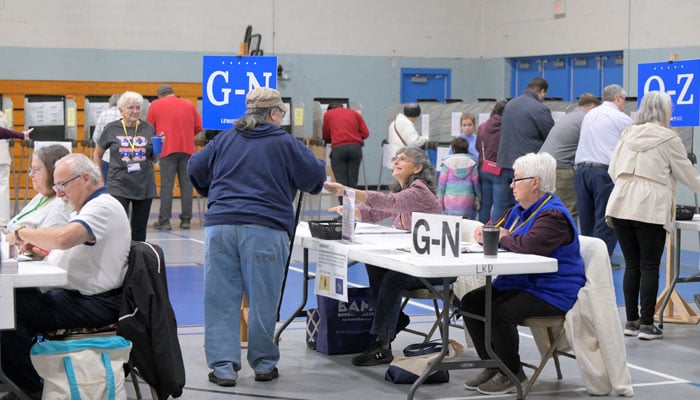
[411,212,462,260]
[314,242,349,302]
[0,275,14,329]
[342,189,356,243]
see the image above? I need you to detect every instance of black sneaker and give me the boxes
[638,324,663,340]
[351,341,393,366]
[623,320,640,336]
[208,371,236,387]
[180,220,191,229]
[153,221,172,231]
[255,367,279,382]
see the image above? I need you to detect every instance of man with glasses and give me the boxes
[147,84,203,230]
[2,153,131,399]
[574,84,631,263]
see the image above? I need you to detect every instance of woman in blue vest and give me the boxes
[459,152,586,395]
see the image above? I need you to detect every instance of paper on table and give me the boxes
[354,223,407,234]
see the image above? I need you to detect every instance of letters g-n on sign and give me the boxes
[411,212,462,260]
[637,59,700,127]
[201,56,278,130]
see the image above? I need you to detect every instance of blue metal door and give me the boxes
[400,68,451,103]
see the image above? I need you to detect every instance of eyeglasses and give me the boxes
[52,174,81,192]
[276,107,286,118]
[391,155,413,163]
[28,166,43,175]
[511,176,536,185]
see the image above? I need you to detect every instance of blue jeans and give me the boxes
[574,166,617,256]
[204,224,289,379]
[478,169,511,224]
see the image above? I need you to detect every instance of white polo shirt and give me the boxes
[47,189,131,295]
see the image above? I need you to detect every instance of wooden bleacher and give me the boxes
[0,80,203,200]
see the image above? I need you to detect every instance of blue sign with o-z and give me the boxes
[201,55,278,130]
[637,59,700,127]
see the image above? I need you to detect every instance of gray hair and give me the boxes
[389,147,437,193]
[634,91,672,128]
[602,84,626,102]
[234,107,274,131]
[55,153,102,184]
[513,152,557,194]
[117,91,144,110]
[108,93,120,108]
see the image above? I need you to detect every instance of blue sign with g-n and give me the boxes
[201,55,278,130]
[638,59,700,127]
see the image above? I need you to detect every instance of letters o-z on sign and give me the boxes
[201,56,278,130]
[637,59,700,127]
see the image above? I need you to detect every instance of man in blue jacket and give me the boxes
[188,87,326,388]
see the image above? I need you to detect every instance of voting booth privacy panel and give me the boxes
[383,98,695,168]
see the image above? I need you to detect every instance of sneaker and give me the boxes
[153,221,172,231]
[477,371,527,395]
[180,220,190,229]
[255,367,279,382]
[464,368,498,390]
[208,371,236,387]
[351,341,393,366]
[396,312,410,334]
[638,324,663,340]
[624,320,640,336]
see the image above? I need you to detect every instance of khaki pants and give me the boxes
[556,167,577,222]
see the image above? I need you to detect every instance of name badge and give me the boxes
[127,162,142,173]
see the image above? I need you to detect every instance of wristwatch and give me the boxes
[13,226,26,241]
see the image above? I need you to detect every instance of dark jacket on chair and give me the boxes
[117,241,185,399]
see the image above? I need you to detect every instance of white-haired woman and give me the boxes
[460,152,585,395]
[94,90,158,241]
[606,91,700,340]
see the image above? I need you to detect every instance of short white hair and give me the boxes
[512,152,557,193]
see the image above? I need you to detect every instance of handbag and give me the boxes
[315,287,376,355]
[30,336,132,400]
[676,204,695,221]
[480,142,502,175]
[384,339,464,384]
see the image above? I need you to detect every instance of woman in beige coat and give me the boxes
[606,91,700,340]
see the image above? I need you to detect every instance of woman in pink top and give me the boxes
[324,146,444,367]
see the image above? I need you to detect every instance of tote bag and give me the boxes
[316,287,376,355]
[30,336,132,400]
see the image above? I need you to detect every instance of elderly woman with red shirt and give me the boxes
[324,146,443,367]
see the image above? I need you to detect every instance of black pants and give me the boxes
[114,195,153,242]
[461,286,563,374]
[1,288,121,398]
[330,143,363,189]
[611,217,666,325]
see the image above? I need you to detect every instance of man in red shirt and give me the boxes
[322,103,370,192]
[147,84,202,230]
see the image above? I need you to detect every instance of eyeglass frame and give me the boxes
[52,174,82,193]
[390,155,415,163]
[275,107,286,118]
[510,176,536,185]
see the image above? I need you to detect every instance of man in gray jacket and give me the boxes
[497,77,554,215]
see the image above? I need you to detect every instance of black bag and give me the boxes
[315,287,376,355]
[676,205,695,221]
[305,309,320,350]
[384,340,463,384]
